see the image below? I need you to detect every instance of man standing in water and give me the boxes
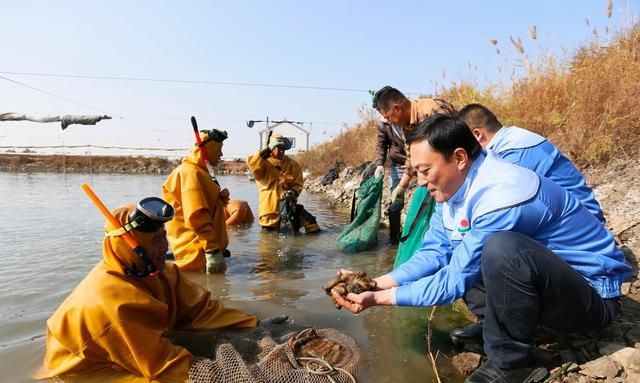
[36,198,258,382]
[373,117,406,244]
[372,86,455,267]
[246,133,320,233]
[332,114,629,383]
[162,128,231,273]
[372,85,454,205]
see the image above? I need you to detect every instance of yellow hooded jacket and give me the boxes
[246,151,303,228]
[36,206,256,383]
[162,142,229,271]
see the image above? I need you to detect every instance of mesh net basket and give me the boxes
[188,322,367,383]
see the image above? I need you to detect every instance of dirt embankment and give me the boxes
[306,157,640,382]
[0,154,249,175]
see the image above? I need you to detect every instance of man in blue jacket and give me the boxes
[459,103,604,223]
[450,103,607,346]
[332,114,630,383]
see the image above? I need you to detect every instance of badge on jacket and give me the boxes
[452,218,471,240]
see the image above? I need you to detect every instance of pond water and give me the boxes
[0,171,467,383]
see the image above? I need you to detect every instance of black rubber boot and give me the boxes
[387,200,402,244]
[450,321,484,346]
[465,360,548,383]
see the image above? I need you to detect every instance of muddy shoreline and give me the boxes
[0,153,250,175]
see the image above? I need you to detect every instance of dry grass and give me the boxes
[300,22,640,175]
[296,107,378,175]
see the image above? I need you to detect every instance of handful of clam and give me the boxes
[322,271,377,309]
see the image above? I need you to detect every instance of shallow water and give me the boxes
[0,171,466,382]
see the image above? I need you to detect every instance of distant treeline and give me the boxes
[0,153,249,175]
[298,24,640,176]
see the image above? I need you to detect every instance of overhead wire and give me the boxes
[0,70,425,96]
[0,74,162,133]
[0,71,374,94]
[0,74,360,134]
[0,71,375,156]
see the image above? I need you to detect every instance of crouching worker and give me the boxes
[163,129,231,273]
[224,199,254,226]
[35,198,258,383]
[332,115,630,383]
[246,133,320,233]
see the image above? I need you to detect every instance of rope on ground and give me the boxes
[296,357,356,383]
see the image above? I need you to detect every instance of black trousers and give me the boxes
[473,231,620,368]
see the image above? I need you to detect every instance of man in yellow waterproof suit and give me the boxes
[35,198,258,383]
[162,129,231,273]
[246,133,320,233]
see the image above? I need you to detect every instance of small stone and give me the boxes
[607,347,640,372]
[451,352,482,376]
[580,356,620,379]
[625,372,640,382]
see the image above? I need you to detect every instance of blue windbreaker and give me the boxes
[388,151,630,307]
[488,126,604,223]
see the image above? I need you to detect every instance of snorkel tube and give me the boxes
[81,183,159,278]
[191,116,210,167]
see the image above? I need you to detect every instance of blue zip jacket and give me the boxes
[488,126,604,223]
[389,151,630,307]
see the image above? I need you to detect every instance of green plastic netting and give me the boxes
[337,175,383,252]
[393,186,436,269]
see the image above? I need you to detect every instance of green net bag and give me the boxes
[336,175,383,252]
[394,186,436,268]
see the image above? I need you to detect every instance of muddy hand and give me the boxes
[331,290,369,314]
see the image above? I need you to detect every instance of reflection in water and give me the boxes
[0,172,467,383]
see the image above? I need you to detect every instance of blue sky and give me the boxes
[0,1,637,158]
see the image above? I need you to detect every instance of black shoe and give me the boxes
[450,321,483,346]
[465,361,548,383]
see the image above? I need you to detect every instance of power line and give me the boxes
[0,71,374,93]
[0,144,187,151]
[0,75,110,115]
[0,74,161,133]
[0,70,425,96]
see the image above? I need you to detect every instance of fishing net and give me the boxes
[336,175,383,252]
[394,186,435,268]
[188,322,367,383]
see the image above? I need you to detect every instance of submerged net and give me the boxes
[394,186,435,269]
[336,175,383,252]
[188,322,367,383]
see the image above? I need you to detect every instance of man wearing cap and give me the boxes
[332,114,629,383]
[36,198,258,382]
[246,133,320,233]
[372,85,454,205]
[162,128,231,273]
